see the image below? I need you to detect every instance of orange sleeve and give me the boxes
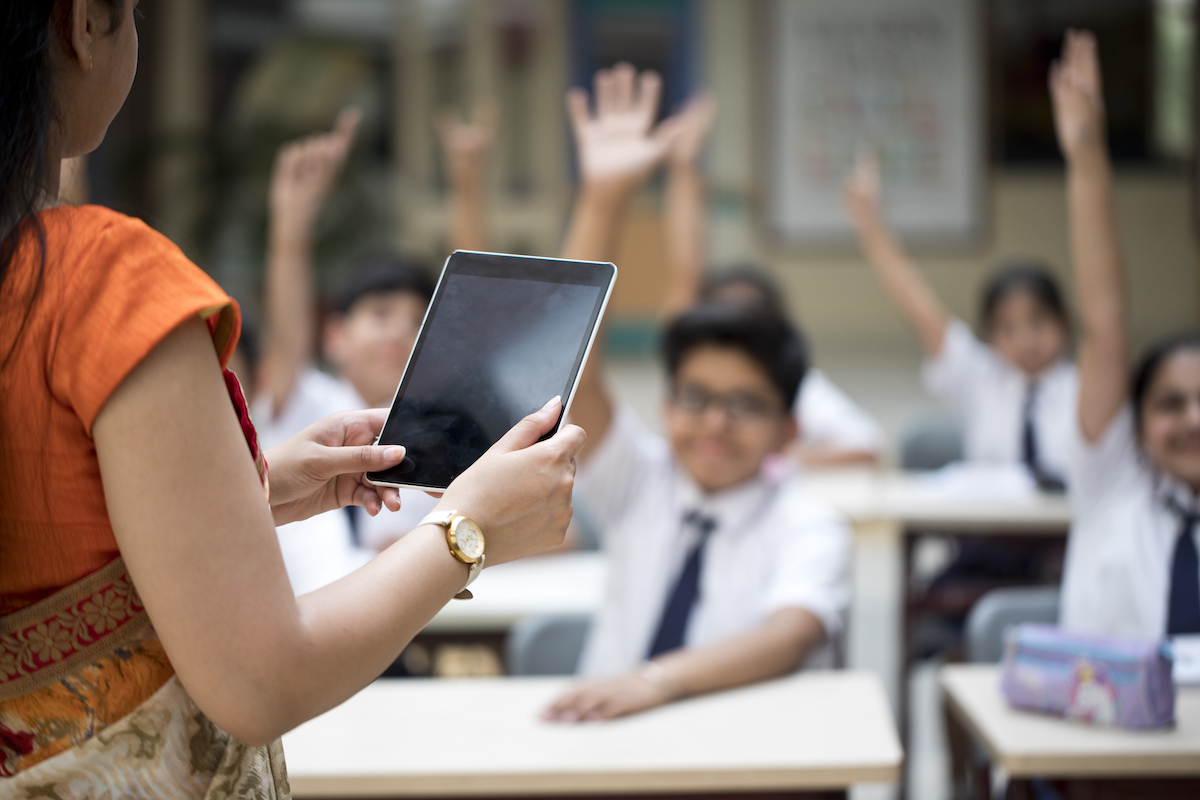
[51,210,241,435]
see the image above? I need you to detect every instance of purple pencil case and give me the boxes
[1000,624,1176,730]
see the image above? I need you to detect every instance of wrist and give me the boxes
[639,660,684,702]
[577,181,637,212]
[1065,142,1110,169]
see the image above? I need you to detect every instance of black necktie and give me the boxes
[1167,500,1200,636]
[646,510,719,659]
[1022,382,1065,493]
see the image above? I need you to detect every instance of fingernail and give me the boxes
[542,395,562,412]
[385,446,405,461]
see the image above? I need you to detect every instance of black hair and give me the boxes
[980,262,1069,335]
[332,253,436,316]
[1131,331,1200,436]
[663,300,809,408]
[699,264,789,319]
[1,1,124,360]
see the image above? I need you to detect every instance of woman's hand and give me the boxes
[435,397,587,566]
[265,408,404,526]
[1050,30,1106,163]
[543,673,671,723]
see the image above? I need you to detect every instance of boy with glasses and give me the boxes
[545,65,850,722]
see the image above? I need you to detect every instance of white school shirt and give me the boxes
[250,368,436,593]
[795,369,884,455]
[1060,407,1200,640]
[575,408,852,678]
[922,319,1077,479]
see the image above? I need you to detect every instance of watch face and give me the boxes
[453,517,484,561]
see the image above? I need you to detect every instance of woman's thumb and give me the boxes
[491,396,562,454]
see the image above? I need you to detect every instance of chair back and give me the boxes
[965,586,1060,663]
[506,613,592,675]
[899,414,964,471]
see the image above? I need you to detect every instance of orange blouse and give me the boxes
[0,206,239,615]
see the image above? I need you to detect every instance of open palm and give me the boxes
[1050,30,1105,159]
[567,63,681,192]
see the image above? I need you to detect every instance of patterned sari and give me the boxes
[0,348,290,798]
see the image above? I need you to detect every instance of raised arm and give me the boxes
[1052,30,1127,443]
[560,63,681,459]
[436,97,499,253]
[843,153,949,356]
[662,92,718,319]
[260,109,360,418]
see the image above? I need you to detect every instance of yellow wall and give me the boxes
[766,170,1199,356]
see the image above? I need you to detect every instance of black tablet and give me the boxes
[366,250,615,491]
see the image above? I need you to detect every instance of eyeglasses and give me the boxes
[670,384,783,423]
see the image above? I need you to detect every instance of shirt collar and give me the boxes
[1155,471,1200,516]
[674,468,772,534]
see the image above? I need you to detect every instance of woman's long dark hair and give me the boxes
[0,0,123,363]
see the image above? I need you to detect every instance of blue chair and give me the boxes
[965,586,1061,663]
[899,414,964,471]
[506,614,592,676]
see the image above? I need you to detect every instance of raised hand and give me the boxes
[841,148,882,228]
[269,107,361,242]
[436,97,500,190]
[1050,29,1106,162]
[566,62,681,197]
[667,91,717,167]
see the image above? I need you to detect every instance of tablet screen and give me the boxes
[367,251,614,490]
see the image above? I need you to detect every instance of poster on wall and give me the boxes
[768,0,984,245]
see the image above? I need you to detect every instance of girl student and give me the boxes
[1052,30,1200,639]
[0,0,583,792]
[843,154,1076,490]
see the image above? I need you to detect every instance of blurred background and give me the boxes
[89,0,1199,451]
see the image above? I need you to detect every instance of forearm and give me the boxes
[262,225,317,415]
[652,608,825,698]
[448,174,488,252]
[663,162,706,319]
[794,445,879,468]
[1067,145,1128,439]
[852,215,948,355]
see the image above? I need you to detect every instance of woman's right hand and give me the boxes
[434,396,587,566]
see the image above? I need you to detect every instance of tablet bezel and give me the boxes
[365,249,616,492]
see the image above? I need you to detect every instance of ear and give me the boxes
[65,0,96,71]
[775,414,800,453]
[323,316,346,367]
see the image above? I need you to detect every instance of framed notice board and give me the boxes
[767,0,985,246]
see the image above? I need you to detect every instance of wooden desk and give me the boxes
[941,664,1200,798]
[426,552,605,634]
[282,671,902,798]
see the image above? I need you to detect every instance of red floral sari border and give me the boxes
[0,558,148,702]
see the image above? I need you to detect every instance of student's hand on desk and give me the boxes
[435,397,587,566]
[566,62,683,199]
[543,673,671,722]
[265,408,404,526]
[1050,30,1106,162]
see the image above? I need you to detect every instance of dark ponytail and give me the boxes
[0,0,59,291]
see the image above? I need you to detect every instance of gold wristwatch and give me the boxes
[420,510,485,600]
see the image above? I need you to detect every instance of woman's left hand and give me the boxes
[542,673,671,723]
[265,408,404,526]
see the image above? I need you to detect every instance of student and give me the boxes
[253,112,441,585]
[0,0,584,788]
[545,65,850,722]
[843,156,1076,489]
[662,98,884,467]
[1051,30,1200,639]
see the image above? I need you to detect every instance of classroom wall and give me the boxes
[766,170,1200,357]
